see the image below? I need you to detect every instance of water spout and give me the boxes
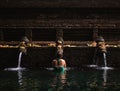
[96,53,114,70]
[4,51,25,71]
[18,52,22,68]
[103,53,107,67]
[15,52,25,70]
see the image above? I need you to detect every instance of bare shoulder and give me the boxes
[60,59,66,62]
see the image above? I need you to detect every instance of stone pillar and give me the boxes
[25,29,32,41]
[93,26,98,41]
[56,29,63,43]
[0,30,4,41]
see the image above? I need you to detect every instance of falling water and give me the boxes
[96,52,114,70]
[103,53,107,67]
[4,51,25,71]
[17,52,22,68]
[18,52,23,68]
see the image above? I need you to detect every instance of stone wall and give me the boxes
[0,0,120,8]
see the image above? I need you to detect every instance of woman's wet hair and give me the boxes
[56,51,63,59]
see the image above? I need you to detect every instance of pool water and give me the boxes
[0,68,120,91]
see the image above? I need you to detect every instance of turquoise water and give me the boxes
[0,68,120,91]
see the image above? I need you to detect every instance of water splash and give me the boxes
[46,67,73,71]
[97,66,114,70]
[4,52,25,71]
[86,64,98,68]
[103,53,107,67]
[96,53,114,70]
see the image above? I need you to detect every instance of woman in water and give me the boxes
[52,54,66,73]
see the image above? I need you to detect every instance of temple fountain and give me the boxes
[0,0,120,69]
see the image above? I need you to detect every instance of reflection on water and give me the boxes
[18,70,23,86]
[103,69,107,87]
[48,71,69,91]
[0,69,120,91]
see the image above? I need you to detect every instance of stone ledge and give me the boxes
[0,0,120,8]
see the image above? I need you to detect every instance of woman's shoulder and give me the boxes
[60,59,66,62]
